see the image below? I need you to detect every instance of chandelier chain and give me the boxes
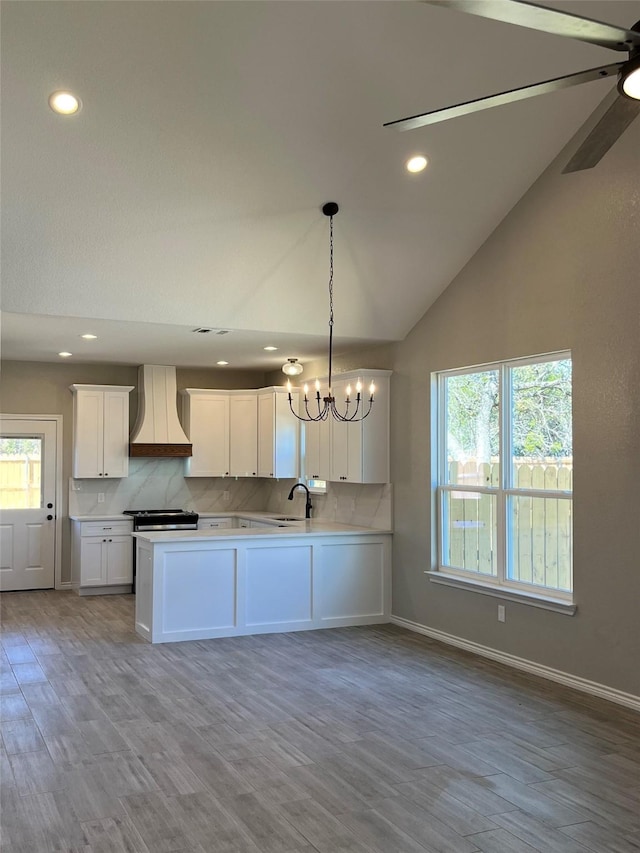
[286,202,375,423]
[329,214,334,330]
[328,213,334,394]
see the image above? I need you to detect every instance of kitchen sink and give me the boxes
[274,516,303,521]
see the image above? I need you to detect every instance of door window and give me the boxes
[0,436,43,509]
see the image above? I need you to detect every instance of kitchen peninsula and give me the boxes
[133,515,391,643]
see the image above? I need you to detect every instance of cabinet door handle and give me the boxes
[104,473,108,477]
[47,515,53,521]
[47,503,53,509]
[99,473,103,477]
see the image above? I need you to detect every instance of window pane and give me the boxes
[0,437,43,509]
[445,370,499,486]
[510,359,572,487]
[508,496,572,592]
[442,490,496,576]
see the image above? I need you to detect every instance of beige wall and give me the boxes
[390,105,640,696]
[0,361,267,581]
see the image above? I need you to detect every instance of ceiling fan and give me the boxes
[385,0,640,172]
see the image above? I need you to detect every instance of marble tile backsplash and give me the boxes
[68,458,269,516]
[69,458,392,529]
[262,480,393,530]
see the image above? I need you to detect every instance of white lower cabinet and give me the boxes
[135,532,391,643]
[71,519,133,594]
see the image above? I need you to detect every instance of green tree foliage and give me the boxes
[446,359,572,461]
[0,438,41,457]
[447,370,499,462]
[512,360,572,458]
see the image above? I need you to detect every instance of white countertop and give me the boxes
[68,512,288,522]
[133,519,392,543]
[70,512,392,539]
[70,514,132,521]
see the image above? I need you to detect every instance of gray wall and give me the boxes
[0,361,267,581]
[390,103,640,696]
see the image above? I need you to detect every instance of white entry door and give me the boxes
[0,418,58,590]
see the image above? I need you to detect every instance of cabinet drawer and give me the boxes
[197,518,233,529]
[80,520,132,537]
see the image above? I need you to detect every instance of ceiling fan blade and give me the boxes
[562,94,640,173]
[423,1,640,52]
[384,64,622,132]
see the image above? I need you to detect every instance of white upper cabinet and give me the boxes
[328,370,391,484]
[181,376,390,484]
[70,384,134,478]
[229,393,258,477]
[304,417,331,481]
[182,389,259,478]
[181,390,229,477]
[257,387,299,479]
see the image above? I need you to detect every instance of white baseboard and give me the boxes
[56,582,73,590]
[390,615,640,713]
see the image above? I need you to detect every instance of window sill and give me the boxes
[425,571,576,615]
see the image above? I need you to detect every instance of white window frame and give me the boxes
[429,352,574,612]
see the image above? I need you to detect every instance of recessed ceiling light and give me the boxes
[264,346,278,351]
[80,334,97,340]
[217,361,229,366]
[406,155,428,173]
[48,91,81,115]
[58,351,73,358]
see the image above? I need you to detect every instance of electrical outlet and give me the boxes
[223,491,230,502]
[497,604,506,623]
[97,493,105,503]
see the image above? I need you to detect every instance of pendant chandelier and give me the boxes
[286,202,375,423]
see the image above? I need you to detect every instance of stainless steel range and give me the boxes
[123,508,199,531]
[123,509,199,590]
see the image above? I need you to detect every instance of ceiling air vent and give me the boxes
[192,328,230,335]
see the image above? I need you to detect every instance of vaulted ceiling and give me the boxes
[2,1,637,368]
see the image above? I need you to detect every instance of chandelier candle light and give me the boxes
[286,202,375,422]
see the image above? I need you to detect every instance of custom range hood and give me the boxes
[129,365,192,457]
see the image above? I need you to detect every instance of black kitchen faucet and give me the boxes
[287,483,313,519]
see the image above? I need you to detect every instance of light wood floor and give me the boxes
[1,591,639,853]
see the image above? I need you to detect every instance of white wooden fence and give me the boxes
[446,458,572,590]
